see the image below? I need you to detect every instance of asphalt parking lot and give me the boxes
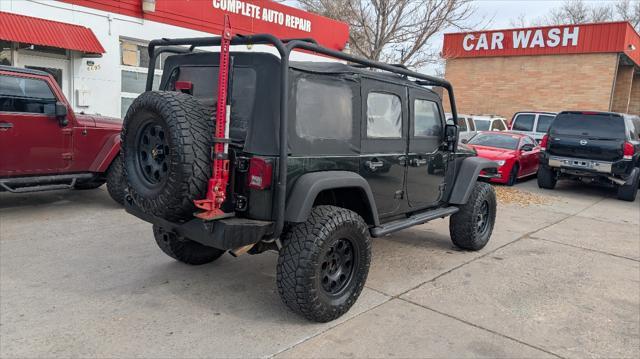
[1,179,638,358]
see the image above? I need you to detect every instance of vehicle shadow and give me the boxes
[0,187,121,210]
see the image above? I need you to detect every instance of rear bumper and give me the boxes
[125,197,273,250]
[540,153,634,179]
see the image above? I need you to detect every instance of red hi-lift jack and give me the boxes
[194,15,234,220]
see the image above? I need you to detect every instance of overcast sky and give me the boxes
[472,0,565,28]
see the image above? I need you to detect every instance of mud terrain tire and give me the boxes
[449,182,496,251]
[277,206,371,323]
[122,91,213,221]
[106,154,126,205]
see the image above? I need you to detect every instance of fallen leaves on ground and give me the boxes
[494,186,551,206]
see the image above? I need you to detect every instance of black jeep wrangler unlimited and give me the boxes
[538,111,640,201]
[121,35,498,322]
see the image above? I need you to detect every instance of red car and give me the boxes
[0,66,124,203]
[463,131,540,185]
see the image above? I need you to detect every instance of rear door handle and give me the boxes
[0,122,13,130]
[365,160,384,171]
[410,158,427,167]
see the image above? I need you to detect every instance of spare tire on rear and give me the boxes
[122,91,213,221]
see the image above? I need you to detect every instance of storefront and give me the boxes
[441,22,640,120]
[0,0,349,118]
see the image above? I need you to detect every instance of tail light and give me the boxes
[623,141,635,160]
[248,157,273,190]
[539,134,549,150]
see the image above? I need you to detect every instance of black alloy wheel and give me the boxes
[476,200,490,237]
[320,238,358,296]
[136,122,169,187]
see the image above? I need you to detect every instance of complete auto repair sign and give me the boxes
[442,22,634,59]
[212,0,312,32]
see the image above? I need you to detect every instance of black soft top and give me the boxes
[0,65,51,77]
[160,51,440,155]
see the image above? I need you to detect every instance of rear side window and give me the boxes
[414,99,442,137]
[296,77,353,140]
[551,113,626,139]
[168,66,257,136]
[0,75,56,114]
[367,92,402,138]
[474,119,490,131]
[512,114,534,131]
[456,117,467,131]
[536,115,555,133]
[491,120,506,131]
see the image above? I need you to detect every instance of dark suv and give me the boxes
[538,111,640,201]
[121,35,498,322]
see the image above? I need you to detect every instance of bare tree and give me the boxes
[294,0,480,69]
[616,0,640,29]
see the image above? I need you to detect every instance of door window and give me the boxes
[520,136,536,148]
[536,115,555,133]
[512,114,534,131]
[367,92,402,138]
[414,99,442,137]
[0,75,56,114]
[455,116,467,131]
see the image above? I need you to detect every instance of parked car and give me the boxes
[472,116,509,132]
[464,131,540,185]
[510,111,556,142]
[446,113,476,142]
[122,35,498,323]
[538,111,640,201]
[0,65,125,203]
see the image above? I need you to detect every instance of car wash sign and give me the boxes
[442,22,634,59]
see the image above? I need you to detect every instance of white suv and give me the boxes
[510,111,556,142]
[446,113,476,142]
[472,116,509,132]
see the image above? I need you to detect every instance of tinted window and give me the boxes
[414,99,442,137]
[296,77,352,140]
[512,114,535,131]
[474,119,490,131]
[536,115,555,133]
[626,117,640,140]
[469,133,520,150]
[491,120,506,131]
[367,92,402,138]
[455,117,467,131]
[521,136,536,147]
[467,117,476,131]
[550,113,626,139]
[167,66,257,138]
[0,75,56,114]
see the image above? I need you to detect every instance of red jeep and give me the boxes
[0,65,124,203]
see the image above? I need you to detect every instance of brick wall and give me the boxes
[611,65,635,113]
[629,73,640,115]
[442,53,618,121]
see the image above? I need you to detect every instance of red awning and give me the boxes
[0,11,105,54]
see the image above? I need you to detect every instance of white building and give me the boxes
[0,0,349,118]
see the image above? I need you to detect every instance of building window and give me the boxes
[120,39,165,118]
[0,41,12,66]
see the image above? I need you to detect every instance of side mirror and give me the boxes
[55,102,68,126]
[521,144,534,152]
[444,124,458,152]
[461,138,469,144]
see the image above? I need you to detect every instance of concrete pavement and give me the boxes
[1,179,638,358]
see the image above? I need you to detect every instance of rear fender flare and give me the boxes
[89,134,121,173]
[284,171,380,226]
[448,157,498,205]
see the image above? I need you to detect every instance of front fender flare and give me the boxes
[284,171,380,225]
[89,134,121,173]
[448,157,498,205]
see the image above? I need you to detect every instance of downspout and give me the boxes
[609,54,621,111]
